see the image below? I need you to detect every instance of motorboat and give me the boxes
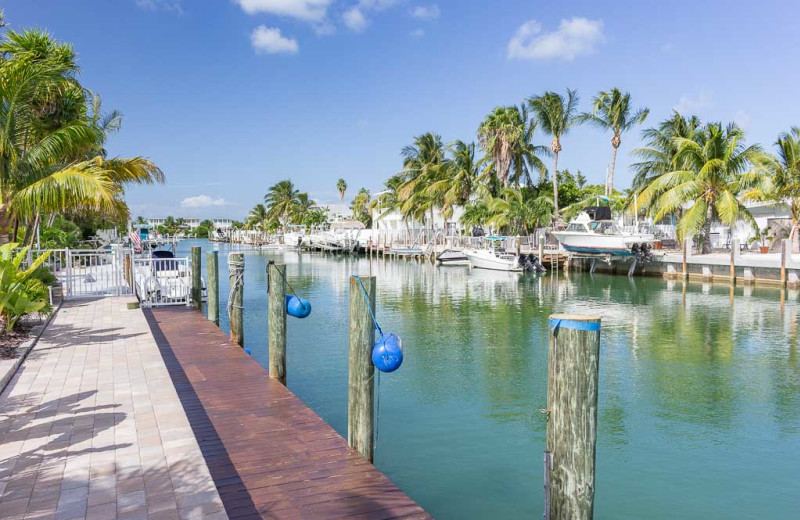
[552,207,656,257]
[132,249,206,306]
[436,249,470,266]
[464,237,522,271]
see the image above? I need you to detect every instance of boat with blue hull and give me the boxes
[553,207,655,257]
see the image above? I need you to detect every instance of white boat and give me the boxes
[132,250,205,306]
[436,249,470,266]
[552,207,656,257]
[465,237,522,271]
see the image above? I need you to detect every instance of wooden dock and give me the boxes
[144,307,432,520]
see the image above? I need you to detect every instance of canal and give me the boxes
[177,239,799,520]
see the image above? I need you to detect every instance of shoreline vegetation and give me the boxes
[244,98,799,257]
[0,12,164,336]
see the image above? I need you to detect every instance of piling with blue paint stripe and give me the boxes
[543,314,601,520]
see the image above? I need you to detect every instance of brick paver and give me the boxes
[0,298,228,520]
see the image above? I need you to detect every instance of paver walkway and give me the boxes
[0,298,228,520]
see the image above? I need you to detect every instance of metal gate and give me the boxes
[27,246,135,299]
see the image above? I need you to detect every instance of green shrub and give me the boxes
[0,243,52,332]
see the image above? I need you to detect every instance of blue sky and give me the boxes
[5,0,800,219]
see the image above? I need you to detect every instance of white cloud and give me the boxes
[674,90,712,115]
[181,195,228,208]
[313,21,337,36]
[343,7,368,32]
[233,0,332,22]
[508,18,605,61]
[735,110,751,131]
[250,26,299,54]
[357,0,400,11]
[136,0,183,13]
[410,4,439,20]
[409,28,425,38]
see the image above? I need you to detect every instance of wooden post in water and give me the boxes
[781,239,790,287]
[682,238,691,280]
[228,253,244,347]
[191,246,202,309]
[730,239,739,285]
[268,263,287,385]
[207,251,219,325]
[544,314,601,520]
[348,274,376,463]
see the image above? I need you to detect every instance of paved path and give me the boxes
[146,307,432,520]
[0,298,228,520]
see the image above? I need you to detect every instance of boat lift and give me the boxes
[564,251,639,277]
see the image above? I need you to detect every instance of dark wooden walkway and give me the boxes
[145,307,432,520]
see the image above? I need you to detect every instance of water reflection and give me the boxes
[177,240,800,520]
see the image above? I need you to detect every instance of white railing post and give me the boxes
[65,248,72,299]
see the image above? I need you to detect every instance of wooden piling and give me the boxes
[682,238,690,280]
[730,239,738,285]
[348,275,376,463]
[191,246,202,309]
[545,314,601,520]
[228,253,244,347]
[268,263,287,385]
[781,239,789,286]
[207,251,219,325]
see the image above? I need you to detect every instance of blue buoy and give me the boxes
[285,294,312,319]
[372,333,403,372]
[244,348,252,356]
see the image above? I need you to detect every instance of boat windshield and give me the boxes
[588,221,622,235]
[566,223,587,232]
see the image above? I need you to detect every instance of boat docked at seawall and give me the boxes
[436,249,470,266]
[132,249,205,306]
[552,207,656,257]
[464,237,522,271]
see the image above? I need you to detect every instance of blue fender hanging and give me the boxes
[372,333,403,372]
[285,294,312,319]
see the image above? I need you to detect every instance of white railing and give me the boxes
[131,257,192,307]
[22,247,134,299]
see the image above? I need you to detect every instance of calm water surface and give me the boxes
[177,239,800,520]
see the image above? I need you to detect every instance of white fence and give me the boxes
[25,247,134,299]
[20,247,193,306]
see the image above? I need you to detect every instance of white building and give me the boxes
[146,218,234,230]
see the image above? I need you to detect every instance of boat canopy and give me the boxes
[584,206,612,221]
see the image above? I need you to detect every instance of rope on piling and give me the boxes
[227,253,244,314]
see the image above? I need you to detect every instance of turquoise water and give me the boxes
[177,239,800,519]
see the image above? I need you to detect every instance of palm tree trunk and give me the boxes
[792,200,800,254]
[552,152,560,223]
[0,194,10,245]
[607,144,619,197]
[11,217,19,243]
[702,205,713,254]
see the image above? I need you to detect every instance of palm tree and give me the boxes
[527,89,580,220]
[578,88,649,196]
[245,203,268,229]
[426,140,481,222]
[336,178,347,203]
[134,216,147,225]
[264,180,300,225]
[0,28,164,243]
[631,112,701,190]
[477,106,524,187]
[756,128,800,252]
[398,132,447,228]
[487,187,553,235]
[635,122,767,253]
[293,192,316,223]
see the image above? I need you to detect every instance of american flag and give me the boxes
[129,230,142,252]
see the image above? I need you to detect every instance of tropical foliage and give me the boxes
[0,21,165,245]
[0,243,51,332]
[579,88,649,196]
[244,180,327,232]
[633,122,767,253]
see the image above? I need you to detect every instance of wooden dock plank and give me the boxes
[145,307,432,520]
